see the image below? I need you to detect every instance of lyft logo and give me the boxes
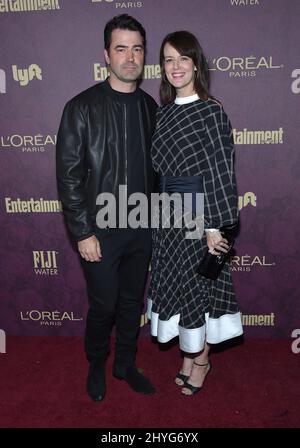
[0,69,6,93]
[12,64,42,86]
[0,329,6,353]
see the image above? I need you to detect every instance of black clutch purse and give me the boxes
[197,226,237,280]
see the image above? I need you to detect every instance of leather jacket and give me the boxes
[56,80,157,241]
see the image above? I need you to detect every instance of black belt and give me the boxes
[158,175,204,194]
[158,175,204,215]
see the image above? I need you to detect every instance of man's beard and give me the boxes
[114,64,143,82]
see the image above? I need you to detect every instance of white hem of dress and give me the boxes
[147,298,243,353]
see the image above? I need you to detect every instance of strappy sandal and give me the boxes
[181,361,211,396]
[175,372,189,386]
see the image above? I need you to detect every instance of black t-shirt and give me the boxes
[103,80,145,196]
[126,99,145,196]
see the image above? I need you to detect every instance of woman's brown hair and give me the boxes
[159,31,210,105]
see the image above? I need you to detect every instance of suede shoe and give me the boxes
[86,361,106,402]
[113,366,155,395]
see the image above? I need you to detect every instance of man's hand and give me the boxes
[78,235,102,262]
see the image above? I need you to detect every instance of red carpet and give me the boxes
[0,336,299,428]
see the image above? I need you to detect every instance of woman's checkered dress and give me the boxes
[147,96,243,353]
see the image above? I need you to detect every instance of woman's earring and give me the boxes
[194,67,197,71]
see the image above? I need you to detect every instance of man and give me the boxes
[56,14,157,402]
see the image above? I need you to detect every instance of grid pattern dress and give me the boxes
[147,96,243,353]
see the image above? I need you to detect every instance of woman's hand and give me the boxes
[205,230,229,255]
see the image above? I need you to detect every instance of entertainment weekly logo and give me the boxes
[94,63,160,81]
[233,128,283,145]
[5,197,62,213]
[0,0,60,13]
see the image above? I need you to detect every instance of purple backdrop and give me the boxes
[0,0,299,338]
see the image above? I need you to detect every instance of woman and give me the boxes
[148,31,243,396]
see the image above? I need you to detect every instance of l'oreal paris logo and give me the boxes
[230,255,275,272]
[91,0,143,8]
[209,56,283,77]
[0,134,56,152]
[20,310,83,326]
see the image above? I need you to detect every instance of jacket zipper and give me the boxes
[124,104,128,186]
[138,101,148,195]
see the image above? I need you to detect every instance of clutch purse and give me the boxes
[197,226,237,280]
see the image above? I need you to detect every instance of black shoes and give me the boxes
[181,361,211,396]
[175,372,189,386]
[86,361,106,402]
[86,362,155,400]
[113,365,156,395]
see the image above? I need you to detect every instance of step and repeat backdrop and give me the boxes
[0,0,299,338]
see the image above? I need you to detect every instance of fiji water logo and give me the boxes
[230,0,260,5]
[33,250,58,275]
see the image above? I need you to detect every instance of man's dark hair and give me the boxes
[104,14,146,51]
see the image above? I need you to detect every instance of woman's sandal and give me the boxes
[181,361,211,396]
[175,372,189,386]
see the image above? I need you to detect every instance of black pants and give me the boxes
[81,228,151,374]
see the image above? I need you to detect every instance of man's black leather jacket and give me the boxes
[56,80,157,241]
